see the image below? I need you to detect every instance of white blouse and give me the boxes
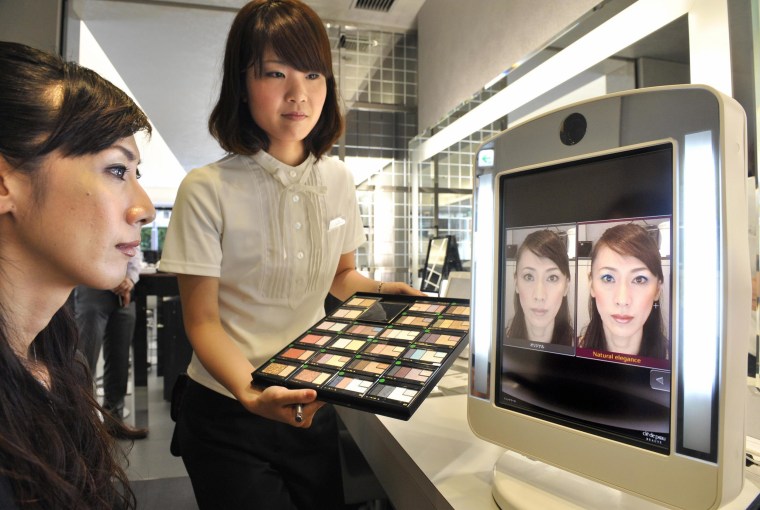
[160,151,366,398]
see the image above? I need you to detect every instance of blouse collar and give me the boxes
[251,150,316,187]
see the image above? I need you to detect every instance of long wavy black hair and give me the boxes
[0,41,151,509]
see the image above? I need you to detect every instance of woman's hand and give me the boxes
[240,384,324,428]
[380,281,426,296]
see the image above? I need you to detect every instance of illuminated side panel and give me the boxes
[678,130,720,461]
[470,167,495,399]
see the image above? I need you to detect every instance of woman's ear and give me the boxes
[0,155,16,214]
[0,156,30,216]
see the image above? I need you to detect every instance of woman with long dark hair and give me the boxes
[506,230,574,346]
[580,223,668,359]
[0,41,155,509]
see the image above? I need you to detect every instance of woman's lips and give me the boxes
[530,308,549,316]
[116,241,140,257]
[612,314,634,324]
[283,112,307,120]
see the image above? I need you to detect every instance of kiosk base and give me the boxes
[491,451,664,509]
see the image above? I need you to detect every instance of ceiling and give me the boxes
[140,0,426,31]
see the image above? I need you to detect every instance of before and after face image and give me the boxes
[502,217,671,369]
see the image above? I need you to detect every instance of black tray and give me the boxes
[251,292,470,420]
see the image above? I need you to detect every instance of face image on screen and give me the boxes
[497,144,673,454]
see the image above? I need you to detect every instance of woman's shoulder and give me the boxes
[180,154,252,189]
[316,155,350,173]
[188,153,247,176]
[315,155,354,185]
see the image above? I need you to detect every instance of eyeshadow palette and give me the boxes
[251,292,470,420]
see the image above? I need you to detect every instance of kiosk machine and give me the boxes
[468,85,750,509]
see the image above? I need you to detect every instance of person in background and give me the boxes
[75,248,149,440]
[0,41,155,509]
[159,1,422,508]
[580,223,668,358]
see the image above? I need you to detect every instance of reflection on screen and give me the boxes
[497,144,673,454]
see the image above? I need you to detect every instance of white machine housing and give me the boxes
[468,85,749,510]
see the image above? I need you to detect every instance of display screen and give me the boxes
[497,144,673,454]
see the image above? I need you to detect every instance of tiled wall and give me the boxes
[326,25,419,283]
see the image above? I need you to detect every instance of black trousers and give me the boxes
[74,286,135,417]
[176,379,345,510]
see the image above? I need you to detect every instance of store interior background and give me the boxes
[2,0,760,507]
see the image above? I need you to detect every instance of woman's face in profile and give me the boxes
[590,245,661,350]
[11,136,154,290]
[515,249,568,338]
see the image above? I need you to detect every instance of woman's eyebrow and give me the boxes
[112,144,137,162]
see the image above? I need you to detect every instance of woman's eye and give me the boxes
[265,71,285,78]
[632,275,649,284]
[600,274,614,283]
[547,274,559,283]
[306,72,322,80]
[521,273,534,282]
[107,165,128,180]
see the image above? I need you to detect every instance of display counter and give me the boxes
[338,360,760,510]
[336,358,502,509]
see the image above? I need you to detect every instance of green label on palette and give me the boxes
[395,360,401,365]
[379,378,385,383]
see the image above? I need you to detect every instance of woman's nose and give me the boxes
[127,181,156,227]
[287,78,307,103]
[534,281,546,301]
[615,283,630,306]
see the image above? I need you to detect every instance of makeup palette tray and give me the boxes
[251,292,470,420]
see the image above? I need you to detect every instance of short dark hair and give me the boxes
[209,0,343,158]
[0,41,151,172]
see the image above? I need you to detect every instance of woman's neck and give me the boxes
[602,328,643,355]
[267,140,308,167]
[0,265,71,359]
[526,322,554,343]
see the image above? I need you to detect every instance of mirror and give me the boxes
[421,236,463,294]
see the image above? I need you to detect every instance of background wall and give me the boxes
[0,0,61,54]
[65,0,232,204]
[416,0,600,133]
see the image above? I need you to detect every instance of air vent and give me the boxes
[351,0,395,13]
